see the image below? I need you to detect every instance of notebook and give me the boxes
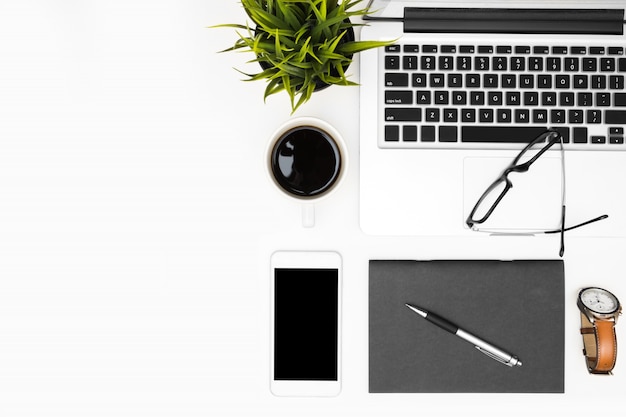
[359,0,626,240]
[369,259,565,393]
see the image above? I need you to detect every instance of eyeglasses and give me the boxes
[466,130,608,257]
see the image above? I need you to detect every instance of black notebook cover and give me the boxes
[369,260,564,393]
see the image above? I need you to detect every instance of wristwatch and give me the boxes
[577,287,622,374]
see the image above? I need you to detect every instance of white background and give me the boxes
[0,1,624,416]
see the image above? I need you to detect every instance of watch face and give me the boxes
[580,287,620,314]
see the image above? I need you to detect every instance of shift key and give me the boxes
[385,108,421,121]
[605,110,626,124]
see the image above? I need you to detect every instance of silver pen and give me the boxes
[405,303,522,367]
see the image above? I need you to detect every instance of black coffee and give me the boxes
[270,126,342,198]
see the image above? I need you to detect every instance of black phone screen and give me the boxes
[274,268,338,381]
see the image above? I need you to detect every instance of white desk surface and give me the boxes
[0,1,624,416]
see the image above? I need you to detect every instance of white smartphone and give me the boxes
[269,251,342,397]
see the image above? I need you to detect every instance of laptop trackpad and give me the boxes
[463,156,562,232]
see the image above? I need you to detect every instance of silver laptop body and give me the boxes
[359,0,626,241]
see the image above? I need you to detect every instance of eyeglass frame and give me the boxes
[465,130,608,256]
[465,130,563,229]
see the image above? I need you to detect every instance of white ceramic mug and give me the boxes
[266,117,347,227]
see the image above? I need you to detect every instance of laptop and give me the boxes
[359,0,626,241]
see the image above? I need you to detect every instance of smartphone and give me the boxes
[270,251,342,397]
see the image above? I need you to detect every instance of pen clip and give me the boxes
[475,346,514,367]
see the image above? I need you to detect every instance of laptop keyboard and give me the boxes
[382,43,626,149]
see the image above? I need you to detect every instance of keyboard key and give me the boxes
[385,56,400,70]
[524,92,538,105]
[457,56,472,70]
[497,46,512,54]
[577,92,592,106]
[430,73,445,87]
[421,126,436,142]
[385,91,413,104]
[439,126,458,142]
[421,56,436,70]
[385,73,409,87]
[515,109,530,123]
[471,91,485,105]
[571,46,587,55]
[404,44,420,53]
[506,92,521,105]
[592,136,606,144]
[403,125,418,141]
[479,109,494,123]
[591,75,607,89]
[569,109,584,123]
[609,47,624,55]
[605,110,626,124]
[385,125,399,141]
[385,108,421,121]
[459,46,475,53]
[403,56,418,70]
[552,46,568,55]
[551,109,566,124]
[439,56,454,70]
[484,74,499,88]
[478,46,493,53]
[565,58,579,71]
[441,45,457,53]
[590,47,605,55]
[434,91,449,104]
[573,127,588,143]
[534,46,549,54]
[533,110,548,123]
[597,92,610,106]
[497,109,512,123]
[515,46,531,54]
[493,57,508,71]
[560,92,575,106]
[448,74,463,87]
[475,57,490,70]
[520,75,534,88]
[573,75,588,89]
[614,93,626,106]
[425,108,440,122]
[444,108,458,123]
[511,57,525,71]
[583,58,597,71]
[466,74,481,88]
[501,74,516,88]
[601,58,615,71]
[588,110,602,123]
[461,127,547,143]
[547,57,561,72]
[452,91,467,105]
[412,73,427,87]
[552,127,570,143]
[416,90,431,104]
[488,92,503,105]
[385,45,400,52]
[529,57,543,71]
[423,45,438,53]
[542,92,557,106]
[462,108,476,122]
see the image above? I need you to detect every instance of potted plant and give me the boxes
[214,0,392,112]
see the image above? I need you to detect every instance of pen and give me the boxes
[405,303,522,367]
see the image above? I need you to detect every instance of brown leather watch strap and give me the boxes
[580,313,617,374]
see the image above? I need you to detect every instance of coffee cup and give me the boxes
[267,117,347,227]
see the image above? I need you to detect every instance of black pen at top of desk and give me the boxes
[405,303,522,368]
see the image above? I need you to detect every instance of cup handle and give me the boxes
[302,203,315,228]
